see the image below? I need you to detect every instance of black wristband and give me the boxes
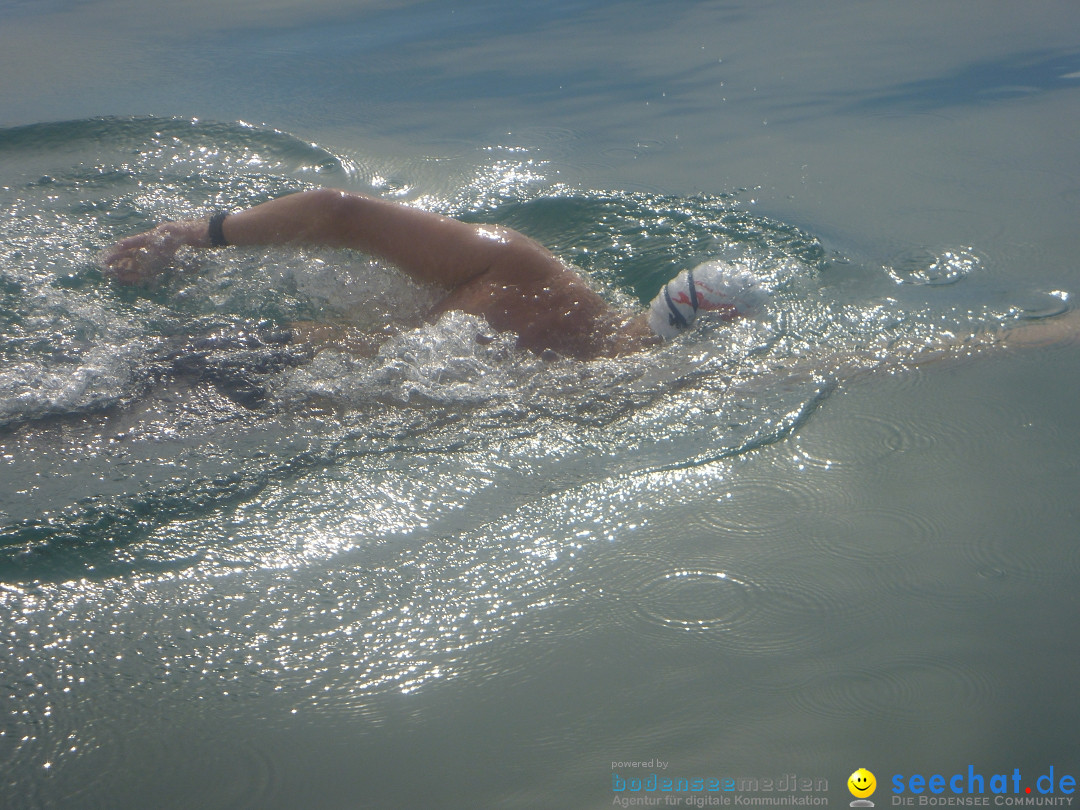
[208,211,230,248]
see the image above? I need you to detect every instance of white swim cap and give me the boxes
[647,260,768,340]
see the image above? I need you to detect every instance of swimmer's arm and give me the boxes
[805,305,1080,387]
[103,188,562,288]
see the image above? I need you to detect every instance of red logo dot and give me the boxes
[1026,788,1032,794]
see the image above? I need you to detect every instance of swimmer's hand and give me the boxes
[101,219,208,284]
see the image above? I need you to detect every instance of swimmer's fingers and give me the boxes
[100,226,184,284]
[100,246,157,284]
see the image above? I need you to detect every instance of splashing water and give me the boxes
[0,117,1055,737]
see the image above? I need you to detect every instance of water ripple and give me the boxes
[692,470,832,537]
[805,504,944,563]
[790,654,997,726]
[598,549,845,656]
[633,568,759,634]
[885,246,984,286]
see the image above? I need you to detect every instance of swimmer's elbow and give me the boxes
[482,227,563,281]
[300,188,365,245]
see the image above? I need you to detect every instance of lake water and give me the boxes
[2,1,1079,808]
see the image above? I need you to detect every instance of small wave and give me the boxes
[0,116,356,181]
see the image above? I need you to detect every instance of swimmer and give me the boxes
[102,188,1080,362]
[101,188,765,360]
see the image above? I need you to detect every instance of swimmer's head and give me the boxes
[647,259,768,340]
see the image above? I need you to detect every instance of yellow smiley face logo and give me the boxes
[848,768,877,798]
